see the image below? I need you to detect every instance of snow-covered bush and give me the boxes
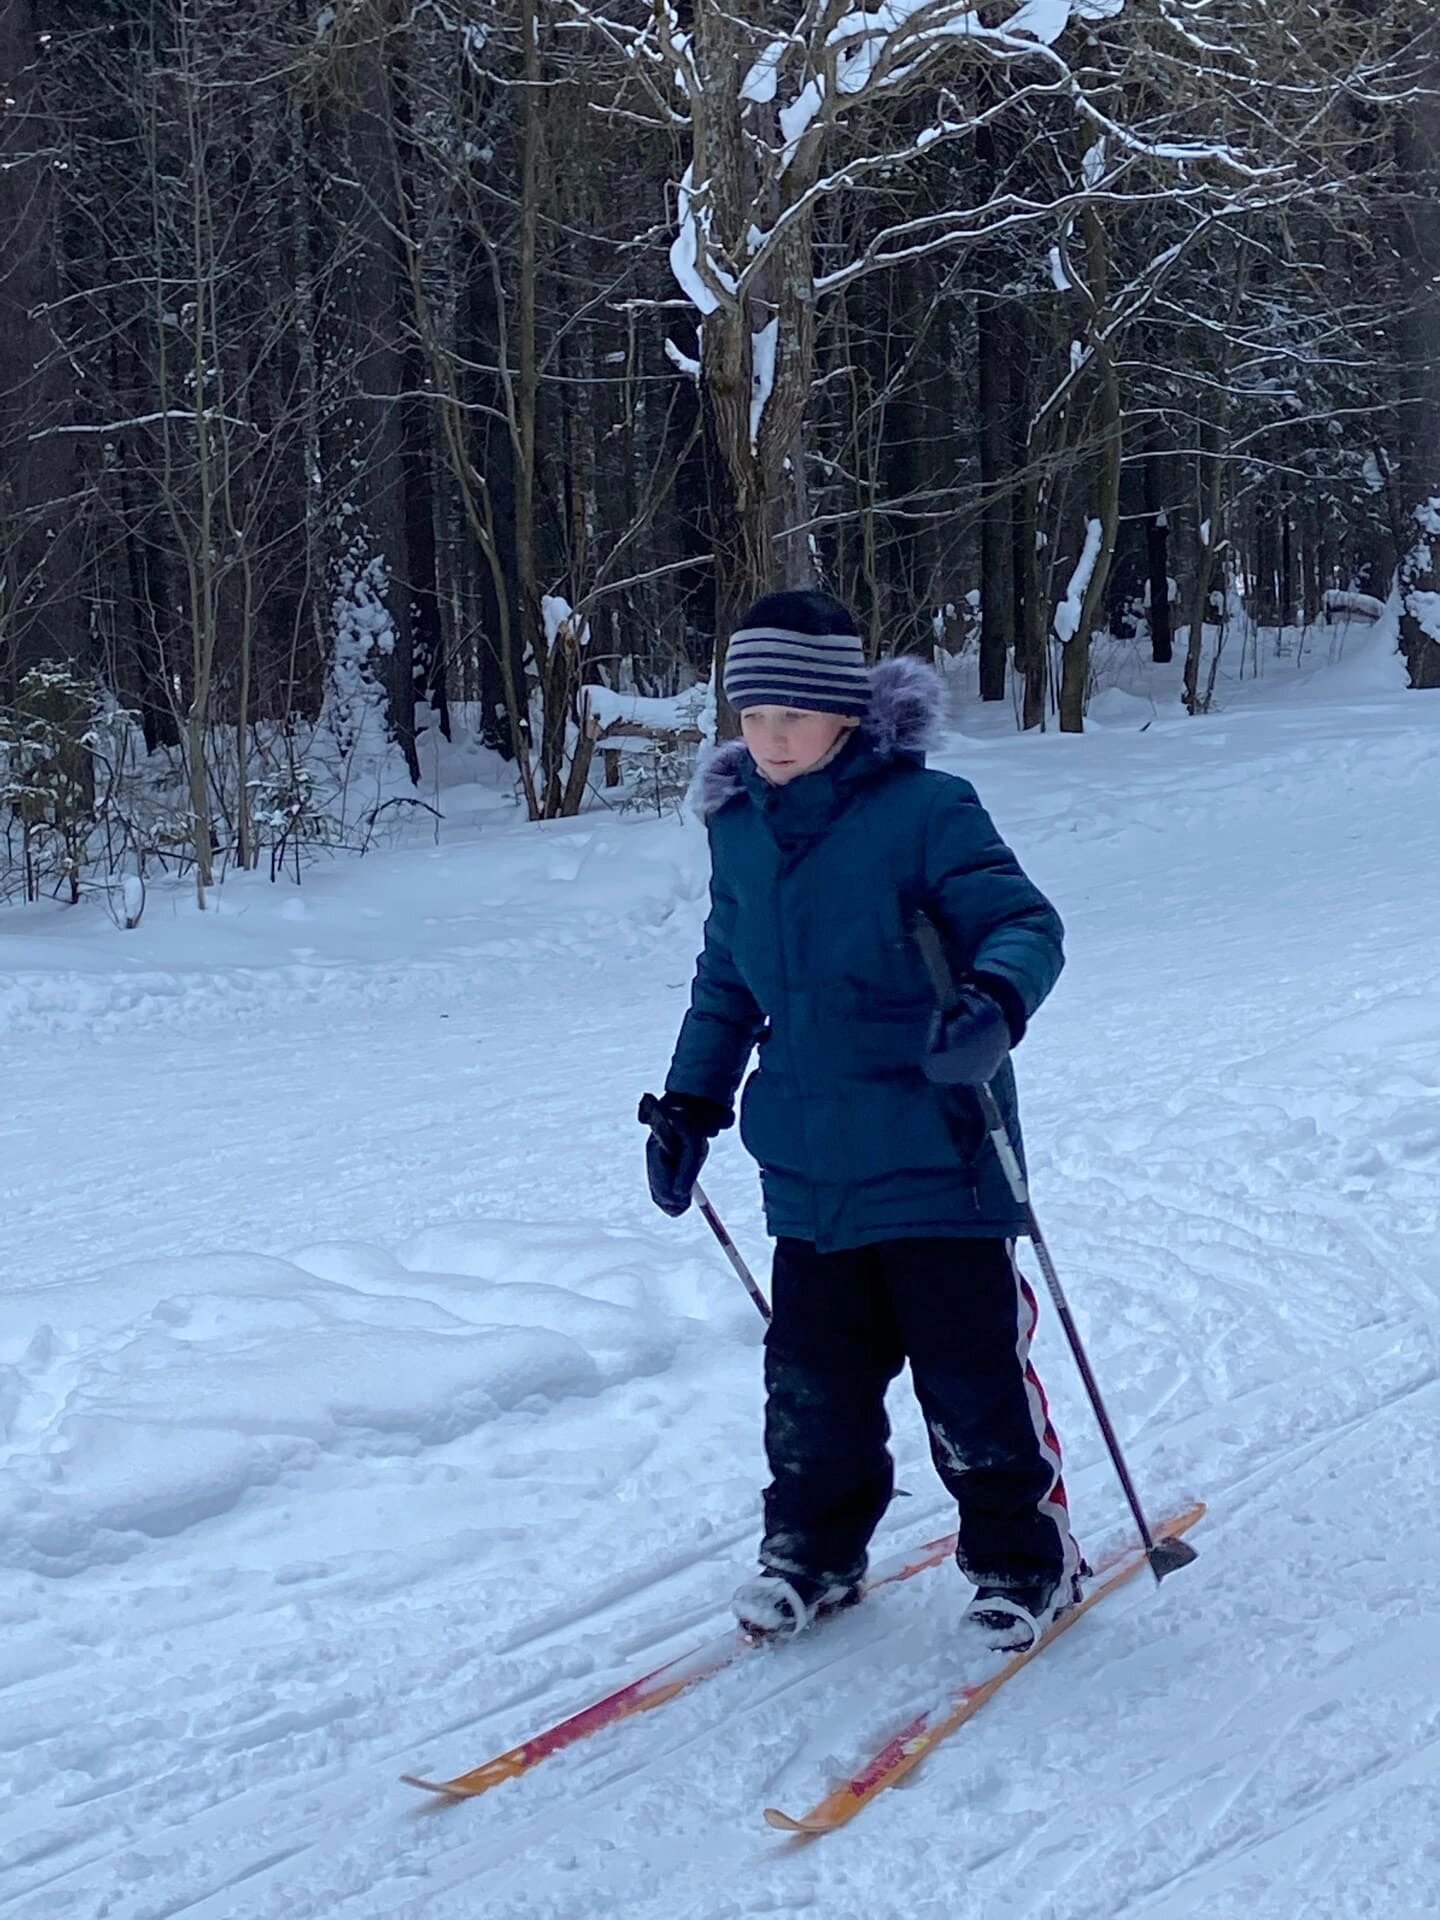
[618,733,695,818]
[0,665,111,904]
[249,762,335,882]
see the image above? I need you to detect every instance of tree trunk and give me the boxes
[1280,504,1295,632]
[684,14,818,736]
[1144,428,1173,663]
[1019,470,1048,731]
[393,51,447,744]
[1058,194,1122,734]
[973,72,1020,699]
[320,0,418,778]
[1183,421,1226,715]
[978,289,1014,701]
[515,0,550,804]
[1394,42,1440,689]
[699,218,816,730]
[0,0,84,687]
[1009,305,1047,729]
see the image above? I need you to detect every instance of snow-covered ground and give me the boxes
[3,625,1438,1919]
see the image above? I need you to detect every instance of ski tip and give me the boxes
[763,1806,832,1836]
[400,1773,474,1799]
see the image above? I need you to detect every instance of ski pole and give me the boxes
[913,917,1197,1585]
[639,1093,771,1322]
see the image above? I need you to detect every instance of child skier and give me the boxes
[645,589,1081,1653]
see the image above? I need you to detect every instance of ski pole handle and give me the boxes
[913,912,962,1018]
[911,916,1028,1209]
[640,1093,770,1322]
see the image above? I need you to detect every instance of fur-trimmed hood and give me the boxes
[690,654,946,822]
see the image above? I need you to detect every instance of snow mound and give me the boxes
[0,1227,695,1577]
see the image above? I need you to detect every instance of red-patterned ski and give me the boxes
[401,1527,960,1800]
[763,1501,1205,1836]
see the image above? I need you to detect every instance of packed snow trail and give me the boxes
[2,634,1437,1919]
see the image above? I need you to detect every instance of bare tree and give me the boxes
[1391,14,1440,688]
[0,0,84,689]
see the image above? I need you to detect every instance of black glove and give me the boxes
[641,1091,729,1218]
[922,976,1022,1088]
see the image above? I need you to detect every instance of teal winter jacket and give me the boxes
[664,658,1063,1252]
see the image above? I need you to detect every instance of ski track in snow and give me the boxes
[2,646,1438,1919]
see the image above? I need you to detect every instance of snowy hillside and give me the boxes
[2,627,1438,1920]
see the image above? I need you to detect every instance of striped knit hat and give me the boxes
[723,590,870,717]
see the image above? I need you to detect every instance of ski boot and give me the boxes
[732,1568,863,1643]
[964,1565,1085,1653]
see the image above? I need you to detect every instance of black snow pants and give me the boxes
[760,1236,1080,1592]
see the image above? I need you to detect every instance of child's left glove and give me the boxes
[922,977,1021,1088]
[642,1092,729,1217]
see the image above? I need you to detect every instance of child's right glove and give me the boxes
[922,976,1021,1088]
[642,1092,729,1217]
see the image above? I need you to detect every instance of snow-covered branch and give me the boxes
[1053,516,1104,642]
[28,409,253,438]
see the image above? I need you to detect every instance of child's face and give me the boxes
[739,706,855,785]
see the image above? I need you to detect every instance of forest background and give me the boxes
[2,0,1438,902]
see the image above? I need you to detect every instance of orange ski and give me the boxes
[402,1527,962,1800]
[764,1500,1205,1836]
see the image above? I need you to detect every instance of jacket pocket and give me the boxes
[938,1085,985,1166]
[740,1068,808,1174]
